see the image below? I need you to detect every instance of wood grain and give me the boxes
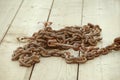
[0,0,120,80]
[30,0,83,80]
[0,0,52,80]
[0,0,23,43]
[78,0,120,80]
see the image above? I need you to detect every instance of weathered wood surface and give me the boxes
[0,0,23,43]
[78,0,120,80]
[31,0,82,80]
[0,0,53,80]
[0,0,120,80]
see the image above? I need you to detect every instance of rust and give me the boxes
[12,22,120,67]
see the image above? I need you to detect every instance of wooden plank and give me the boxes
[78,0,120,80]
[0,0,53,80]
[0,0,23,42]
[30,0,83,80]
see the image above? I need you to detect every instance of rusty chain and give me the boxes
[12,22,120,67]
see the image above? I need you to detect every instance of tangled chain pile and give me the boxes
[12,22,120,67]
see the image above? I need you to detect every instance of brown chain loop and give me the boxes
[12,22,120,67]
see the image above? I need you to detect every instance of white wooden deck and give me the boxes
[0,0,120,80]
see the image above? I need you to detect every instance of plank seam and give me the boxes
[77,0,84,80]
[0,0,24,45]
[47,0,55,22]
[29,65,35,80]
[81,0,84,25]
[29,0,55,80]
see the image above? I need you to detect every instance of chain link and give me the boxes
[12,22,120,67]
